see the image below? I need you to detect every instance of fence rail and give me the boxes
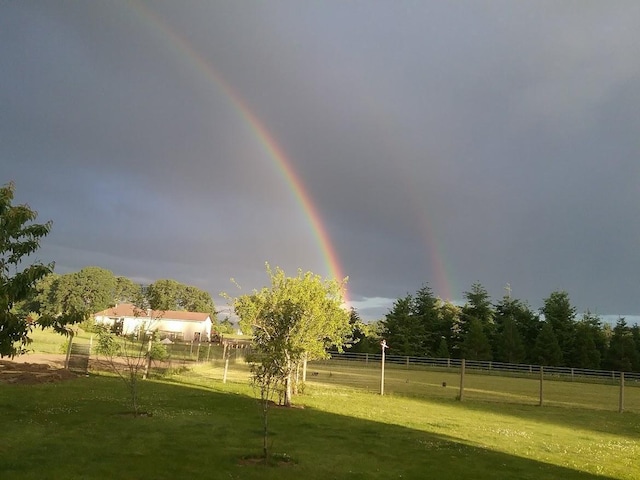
[318,351,640,383]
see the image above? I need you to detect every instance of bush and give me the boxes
[78,317,98,333]
[150,339,168,362]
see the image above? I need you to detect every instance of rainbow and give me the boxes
[129,3,348,300]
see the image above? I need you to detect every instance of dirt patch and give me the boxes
[0,360,78,385]
[237,454,296,467]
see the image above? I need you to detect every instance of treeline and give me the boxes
[16,266,217,319]
[349,283,640,373]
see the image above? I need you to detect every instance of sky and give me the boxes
[2,1,640,322]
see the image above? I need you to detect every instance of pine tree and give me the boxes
[532,322,563,366]
[495,315,525,364]
[462,318,493,361]
[541,291,576,366]
[605,319,639,372]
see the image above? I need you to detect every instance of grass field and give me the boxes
[2,360,639,479]
[304,361,640,414]
[6,330,638,478]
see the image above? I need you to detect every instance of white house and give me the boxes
[94,303,213,342]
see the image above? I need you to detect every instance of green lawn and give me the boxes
[24,327,92,355]
[1,363,639,479]
[303,361,640,414]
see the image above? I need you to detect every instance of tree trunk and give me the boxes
[284,358,292,407]
[293,361,299,395]
[303,355,308,383]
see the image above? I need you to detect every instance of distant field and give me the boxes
[304,361,640,414]
[25,327,91,355]
[25,328,640,414]
[1,362,639,479]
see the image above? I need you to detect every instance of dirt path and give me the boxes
[0,354,78,384]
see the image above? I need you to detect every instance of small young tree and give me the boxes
[248,346,285,462]
[231,264,350,407]
[94,306,165,415]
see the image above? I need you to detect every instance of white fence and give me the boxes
[318,351,640,383]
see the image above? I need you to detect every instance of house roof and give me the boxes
[94,303,211,322]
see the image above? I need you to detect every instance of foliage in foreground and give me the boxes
[0,182,86,358]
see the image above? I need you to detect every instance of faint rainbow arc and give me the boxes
[129,4,348,300]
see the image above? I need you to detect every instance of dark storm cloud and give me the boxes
[2,1,639,320]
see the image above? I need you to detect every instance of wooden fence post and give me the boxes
[380,340,388,396]
[619,372,625,413]
[538,366,544,406]
[223,356,229,384]
[458,359,465,401]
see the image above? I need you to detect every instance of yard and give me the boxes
[1,357,639,479]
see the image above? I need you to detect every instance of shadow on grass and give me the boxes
[0,373,618,480]
[306,366,640,441]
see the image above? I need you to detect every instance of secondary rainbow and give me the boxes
[130,4,348,300]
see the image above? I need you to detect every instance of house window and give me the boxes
[110,317,124,335]
[159,331,184,342]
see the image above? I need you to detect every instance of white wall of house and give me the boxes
[95,315,212,342]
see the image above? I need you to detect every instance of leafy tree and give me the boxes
[232,265,350,407]
[30,273,62,316]
[179,285,215,315]
[114,276,143,304]
[0,182,54,357]
[462,318,492,361]
[57,266,116,315]
[541,291,576,366]
[148,279,215,315]
[532,322,563,366]
[348,309,383,354]
[215,318,236,335]
[147,279,182,310]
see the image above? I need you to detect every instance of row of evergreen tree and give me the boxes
[350,283,640,373]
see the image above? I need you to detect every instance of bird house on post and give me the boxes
[380,339,389,396]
